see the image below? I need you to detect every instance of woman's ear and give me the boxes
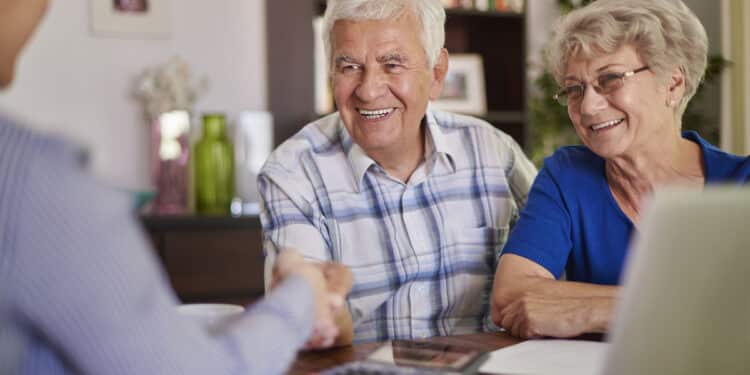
[666,66,686,107]
[429,48,450,100]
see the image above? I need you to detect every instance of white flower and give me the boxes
[133,56,209,121]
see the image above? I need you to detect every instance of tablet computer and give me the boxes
[366,340,489,374]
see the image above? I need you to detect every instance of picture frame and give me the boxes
[90,0,171,37]
[313,16,335,115]
[431,54,487,116]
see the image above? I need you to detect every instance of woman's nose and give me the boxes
[579,85,609,116]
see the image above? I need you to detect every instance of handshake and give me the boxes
[271,250,353,350]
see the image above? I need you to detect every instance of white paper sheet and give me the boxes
[479,339,609,375]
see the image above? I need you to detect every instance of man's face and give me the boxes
[330,12,446,162]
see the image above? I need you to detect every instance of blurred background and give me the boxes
[0,0,746,192]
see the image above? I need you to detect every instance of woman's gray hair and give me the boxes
[322,0,446,69]
[547,0,708,116]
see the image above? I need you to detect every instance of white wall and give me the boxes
[0,0,267,190]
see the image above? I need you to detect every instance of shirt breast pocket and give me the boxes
[444,226,508,270]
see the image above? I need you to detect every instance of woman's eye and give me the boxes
[598,74,621,89]
[565,85,584,97]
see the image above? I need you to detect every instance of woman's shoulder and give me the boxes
[685,131,750,181]
[542,145,604,177]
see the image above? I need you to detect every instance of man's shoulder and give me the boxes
[430,110,521,151]
[263,113,346,171]
[431,110,502,134]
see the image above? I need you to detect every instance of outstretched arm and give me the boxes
[491,254,619,339]
[272,251,354,349]
[259,166,358,347]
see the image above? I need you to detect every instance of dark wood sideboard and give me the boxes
[140,215,265,306]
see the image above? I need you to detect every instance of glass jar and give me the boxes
[194,113,234,215]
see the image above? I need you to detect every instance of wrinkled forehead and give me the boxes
[329,13,425,61]
[331,11,418,44]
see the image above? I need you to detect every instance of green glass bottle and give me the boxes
[194,113,234,215]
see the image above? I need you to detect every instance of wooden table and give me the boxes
[288,332,524,374]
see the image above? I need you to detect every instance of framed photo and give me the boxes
[431,54,487,116]
[91,0,171,37]
[313,17,335,115]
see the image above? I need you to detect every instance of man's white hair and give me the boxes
[322,0,446,69]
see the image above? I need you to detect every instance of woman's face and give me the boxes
[563,45,678,159]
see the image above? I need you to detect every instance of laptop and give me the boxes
[604,186,750,374]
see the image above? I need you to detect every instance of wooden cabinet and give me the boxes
[267,1,527,147]
[141,215,264,306]
[444,9,527,146]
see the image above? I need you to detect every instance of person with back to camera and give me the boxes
[491,0,750,339]
[0,0,352,374]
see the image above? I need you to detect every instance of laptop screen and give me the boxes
[604,186,750,374]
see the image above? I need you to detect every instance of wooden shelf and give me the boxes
[140,214,260,232]
[445,8,524,18]
[483,110,525,124]
[140,214,265,305]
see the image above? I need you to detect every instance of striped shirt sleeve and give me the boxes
[4,126,314,374]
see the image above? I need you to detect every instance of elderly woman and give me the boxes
[491,0,750,339]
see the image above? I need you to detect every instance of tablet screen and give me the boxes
[368,340,487,372]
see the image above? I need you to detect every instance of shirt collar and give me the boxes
[424,109,458,174]
[342,109,459,192]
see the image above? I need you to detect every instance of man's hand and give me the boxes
[497,293,612,339]
[272,250,353,350]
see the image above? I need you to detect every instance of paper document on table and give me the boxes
[479,339,609,375]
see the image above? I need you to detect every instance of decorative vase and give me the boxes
[150,110,191,215]
[194,113,234,215]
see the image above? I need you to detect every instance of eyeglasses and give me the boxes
[553,66,650,106]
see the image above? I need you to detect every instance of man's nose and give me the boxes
[354,69,386,102]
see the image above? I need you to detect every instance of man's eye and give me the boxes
[340,65,360,74]
[385,63,404,72]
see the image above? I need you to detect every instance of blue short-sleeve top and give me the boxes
[502,131,750,284]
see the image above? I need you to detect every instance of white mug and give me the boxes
[177,303,245,332]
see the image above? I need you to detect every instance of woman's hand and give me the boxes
[497,293,613,339]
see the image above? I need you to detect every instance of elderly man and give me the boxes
[259,0,536,344]
[0,0,349,374]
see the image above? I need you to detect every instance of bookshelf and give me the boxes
[267,1,527,148]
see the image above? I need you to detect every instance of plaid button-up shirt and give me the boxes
[259,110,537,342]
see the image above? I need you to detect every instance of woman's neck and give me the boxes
[605,131,705,224]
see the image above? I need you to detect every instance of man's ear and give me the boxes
[666,65,686,107]
[429,48,450,100]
